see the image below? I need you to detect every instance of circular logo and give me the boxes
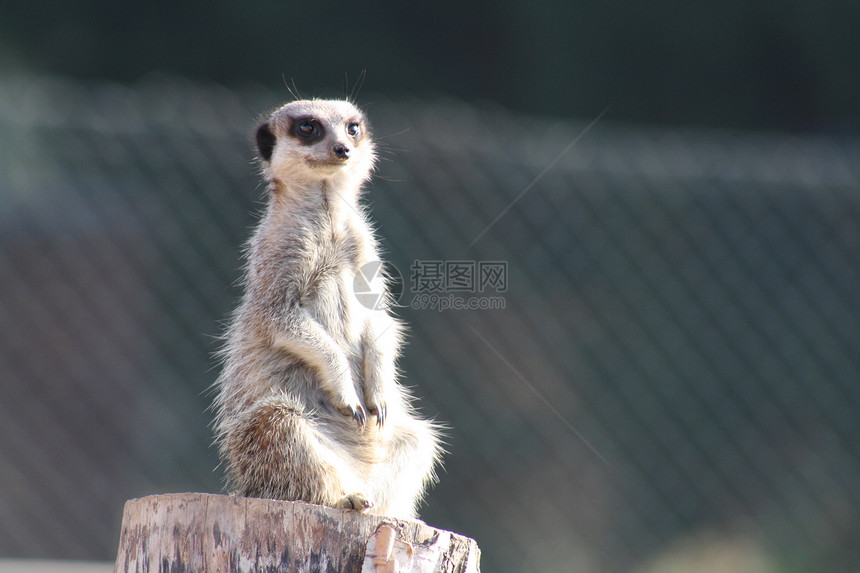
[353,261,404,310]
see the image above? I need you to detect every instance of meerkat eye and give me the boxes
[292,117,324,143]
[347,122,361,138]
[298,120,317,136]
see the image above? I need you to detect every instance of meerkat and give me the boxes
[213,98,442,519]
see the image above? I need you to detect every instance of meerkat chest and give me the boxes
[304,226,377,342]
[301,264,373,349]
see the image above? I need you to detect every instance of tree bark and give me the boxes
[114,493,480,573]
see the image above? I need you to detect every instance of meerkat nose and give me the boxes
[332,143,350,160]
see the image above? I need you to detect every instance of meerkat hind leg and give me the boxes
[366,416,440,519]
[334,492,374,512]
[225,396,374,510]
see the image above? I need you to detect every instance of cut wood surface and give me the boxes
[114,493,480,573]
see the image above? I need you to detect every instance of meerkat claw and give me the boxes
[370,404,386,428]
[338,403,367,428]
[353,405,367,428]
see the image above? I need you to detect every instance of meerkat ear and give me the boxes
[256,122,276,162]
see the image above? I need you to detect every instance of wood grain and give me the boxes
[113,493,480,573]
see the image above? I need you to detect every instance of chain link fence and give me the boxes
[1,75,858,572]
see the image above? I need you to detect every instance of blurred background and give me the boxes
[1,2,859,572]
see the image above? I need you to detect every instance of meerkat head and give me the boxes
[255,99,376,193]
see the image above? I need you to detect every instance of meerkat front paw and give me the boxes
[328,369,368,428]
[364,389,387,429]
[338,402,368,428]
[335,492,375,512]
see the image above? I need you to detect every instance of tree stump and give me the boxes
[114,493,481,573]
